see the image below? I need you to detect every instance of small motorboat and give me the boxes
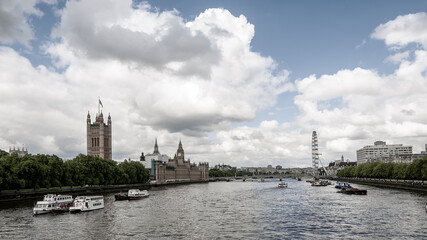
[335,181,351,189]
[311,180,329,186]
[278,182,288,188]
[340,187,367,195]
[114,192,128,201]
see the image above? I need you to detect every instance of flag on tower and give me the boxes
[99,99,103,108]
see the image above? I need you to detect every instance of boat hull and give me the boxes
[128,195,149,200]
[114,194,128,201]
[33,209,51,215]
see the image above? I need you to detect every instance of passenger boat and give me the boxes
[33,194,74,215]
[278,182,288,188]
[69,196,104,212]
[335,181,351,189]
[127,189,149,200]
[339,187,367,195]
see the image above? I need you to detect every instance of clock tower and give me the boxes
[176,140,185,165]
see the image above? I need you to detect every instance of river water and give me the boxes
[1,179,426,239]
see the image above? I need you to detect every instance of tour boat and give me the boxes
[69,196,104,212]
[278,182,288,188]
[33,194,73,215]
[127,189,149,200]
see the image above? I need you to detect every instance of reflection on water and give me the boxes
[1,179,426,239]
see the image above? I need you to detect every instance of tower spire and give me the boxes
[153,138,159,154]
[178,139,183,150]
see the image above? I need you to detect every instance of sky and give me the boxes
[2,0,427,168]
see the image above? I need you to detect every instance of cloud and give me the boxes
[0,0,293,164]
[51,0,219,77]
[3,3,427,168]
[0,46,81,156]
[371,12,427,49]
[289,13,427,162]
[0,0,50,47]
[385,51,410,64]
[47,1,292,135]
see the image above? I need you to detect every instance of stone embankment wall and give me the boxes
[335,177,427,192]
[0,180,208,202]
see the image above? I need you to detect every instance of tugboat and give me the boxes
[114,192,128,201]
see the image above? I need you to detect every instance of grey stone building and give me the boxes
[87,111,112,159]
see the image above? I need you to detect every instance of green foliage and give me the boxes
[209,169,245,177]
[0,150,150,191]
[337,156,427,180]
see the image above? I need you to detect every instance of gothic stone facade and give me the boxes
[153,140,209,183]
[87,111,112,160]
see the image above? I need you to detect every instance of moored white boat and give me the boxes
[33,194,73,215]
[127,189,149,200]
[311,180,329,186]
[69,196,104,213]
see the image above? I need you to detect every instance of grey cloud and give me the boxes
[58,7,219,77]
[0,1,36,46]
[401,109,415,116]
[145,114,246,137]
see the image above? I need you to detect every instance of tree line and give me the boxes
[0,150,150,191]
[337,156,427,180]
[209,169,247,177]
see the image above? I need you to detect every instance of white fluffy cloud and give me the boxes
[289,13,427,162]
[0,0,292,163]
[372,12,427,49]
[2,2,427,168]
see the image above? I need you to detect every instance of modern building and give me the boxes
[372,144,427,164]
[9,146,28,157]
[151,140,209,183]
[140,138,170,170]
[356,141,412,165]
[86,111,112,159]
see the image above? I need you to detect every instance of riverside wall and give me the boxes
[0,180,209,202]
[334,177,427,193]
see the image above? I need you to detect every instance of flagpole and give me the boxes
[98,96,100,115]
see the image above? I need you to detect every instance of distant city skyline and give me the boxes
[1,0,427,167]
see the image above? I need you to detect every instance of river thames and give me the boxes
[1,179,426,239]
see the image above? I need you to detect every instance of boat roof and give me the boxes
[35,201,55,204]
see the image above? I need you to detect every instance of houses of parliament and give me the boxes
[86,107,209,182]
[86,111,112,160]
